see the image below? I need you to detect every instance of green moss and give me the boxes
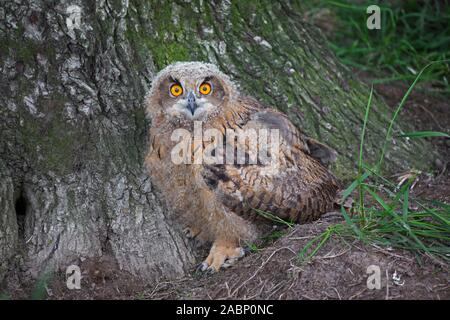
[124,1,196,69]
[16,45,36,61]
[66,190,76,209]
[20,96,88,175]
[159,42,189,65]
[0,24,56,63]
[21,123,74,175]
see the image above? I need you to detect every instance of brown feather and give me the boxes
[204,96,341,223]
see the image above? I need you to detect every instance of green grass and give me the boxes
[253,208,295,228]
[376,60,450,171]
[297,0,450,263]
[30,271,53,300]
[0,271,53,300]
[0,293,11,300]
[245,209,295,252]
[299,62,450,263]
[305,0,450,94]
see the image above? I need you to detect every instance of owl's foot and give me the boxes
[198,243,245,273]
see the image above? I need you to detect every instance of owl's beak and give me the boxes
[186,91,198,115]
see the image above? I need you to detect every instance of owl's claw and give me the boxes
[183,226,201,239]
[196,262,209,273]
[205,266,216,275]
[195,262,216,275]
[222,257,239,269]
[243,245,253,255]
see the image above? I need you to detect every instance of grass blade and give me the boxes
[377,60,450,172]
[398,131,450,139]
[358,85,374,222]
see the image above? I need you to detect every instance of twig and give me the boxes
[385,269,389,300]
[371,244,414,262]
[288,236,315,240]
[321,246,351,259]
[230,246,296,297]
[265,281,285,300]
[417,104,443,131]
[436,161,448,179]
[349,288,366,300]
[332,287,342,300]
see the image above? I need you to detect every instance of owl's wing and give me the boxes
[202,104,340,223]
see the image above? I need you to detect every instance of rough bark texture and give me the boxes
[0,0,435,281]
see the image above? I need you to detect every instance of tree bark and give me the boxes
[0,0,436,281]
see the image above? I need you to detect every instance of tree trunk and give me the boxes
[0,0,435,281]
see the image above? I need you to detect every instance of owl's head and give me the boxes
[146,62,237,122]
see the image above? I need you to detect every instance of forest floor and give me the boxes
[3,76,449,300]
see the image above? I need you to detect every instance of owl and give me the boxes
[145,62,340,272]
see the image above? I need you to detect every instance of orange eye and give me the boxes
[170,84,183,97]
[199,82,212,95]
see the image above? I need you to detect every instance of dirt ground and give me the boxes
[2,70,449,301]
[4,193,448,300]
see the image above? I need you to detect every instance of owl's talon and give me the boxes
[243,246,253,255]
[183,227,200,239]
[222,258,238,268]
[205,266,217,274]
[196,262,209,273]
[237,247,246,257]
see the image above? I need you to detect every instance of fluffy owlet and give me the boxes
[145,62,340,272]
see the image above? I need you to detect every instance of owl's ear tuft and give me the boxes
[306,138,338,167]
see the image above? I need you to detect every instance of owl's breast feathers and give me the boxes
[202,96,341,223]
